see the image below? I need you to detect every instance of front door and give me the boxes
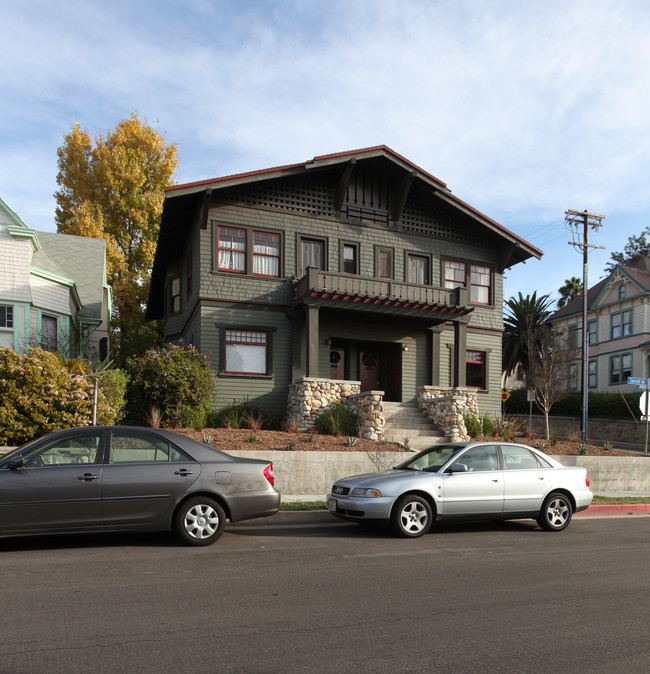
[360,348,380,391]
[360,344,401,401]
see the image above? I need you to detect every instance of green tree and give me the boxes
[54,113,178,362]
[557,276,583,308]
[503,291,553,385]
[604,227,650,273]
[126,343,216,427]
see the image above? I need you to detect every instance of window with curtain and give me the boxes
[408,254,429,284]
[170,276,181,314]
[253,231,280,277]
[218,227,246,273]
[470,264,491,304]
[301,239,324,274]
[225,329,268,375]
[343,243,358,274]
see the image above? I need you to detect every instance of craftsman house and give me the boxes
[147,147,541,433]
[0,196,111,360]
[547,256,650,393]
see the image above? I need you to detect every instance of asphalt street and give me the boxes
[1,517,648,673]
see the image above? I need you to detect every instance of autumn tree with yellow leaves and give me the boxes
[54,113,178,362]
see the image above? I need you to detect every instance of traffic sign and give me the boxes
[627,377,647,387]
[501,388,510,402]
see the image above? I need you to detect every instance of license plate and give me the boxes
[328,499,337,512]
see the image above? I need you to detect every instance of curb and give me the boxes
[575,503,650,516]
[232,504,650,527]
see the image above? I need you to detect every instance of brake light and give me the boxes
[264,463,275,486]
[585,474,590,488]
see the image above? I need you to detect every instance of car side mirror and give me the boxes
[7,456,24,470]
[450,462,468,473]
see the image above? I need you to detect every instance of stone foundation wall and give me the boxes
[286,378,386,440]
[419,386,479,442]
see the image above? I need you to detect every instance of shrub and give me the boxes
[126,344,216,427]
[0,348,99,445]
[213,398,268,430]
[463,413,483,438]
[315,404,358,436]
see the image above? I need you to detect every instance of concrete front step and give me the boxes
[382,401,449,448]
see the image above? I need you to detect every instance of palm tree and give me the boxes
[503,291,553,385]
[557,277,583,308]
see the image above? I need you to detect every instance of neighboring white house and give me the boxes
[0,196,111,360]
[547,256,650,392]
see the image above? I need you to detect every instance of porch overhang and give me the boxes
[293,268,473,322]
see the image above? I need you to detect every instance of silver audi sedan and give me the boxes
[328,442,592,537]
[0,426,280,545]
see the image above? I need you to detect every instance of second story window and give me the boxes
[376,247,393,279]
[444,260,492,304]
[300,238,325,274]
[408,254,429,285]
[342,243,358,275]
[470,264,491,304]
[253,231,280,277]
[218,227,246,273]
[568,324,579,348]
[611,309,632,340]
[588,319,598,346]
[170,276,181,314]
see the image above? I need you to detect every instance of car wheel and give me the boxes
[390,495,432,538]
[174,496,226,546]
[537,492,573,531]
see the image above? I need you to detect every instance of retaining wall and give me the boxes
[229,450,650,495]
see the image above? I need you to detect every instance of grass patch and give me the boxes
[280,501,326,511]
[591,496,648,505]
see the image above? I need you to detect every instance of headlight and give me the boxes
[350,488,382,498]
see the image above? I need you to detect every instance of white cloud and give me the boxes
[1,0,648,302]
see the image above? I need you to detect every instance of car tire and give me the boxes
[390,495,433,538]
[174,496,226,546]
[536,492,573,532]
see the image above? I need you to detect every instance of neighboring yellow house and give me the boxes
[547,257,650,392]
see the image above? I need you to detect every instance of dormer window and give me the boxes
[618,283,626,300]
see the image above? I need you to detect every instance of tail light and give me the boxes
[585,474,590,488]
[264,463,275,486]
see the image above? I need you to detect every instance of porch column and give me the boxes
[306,305,320,377]
[430,326,442,386]
[452,320,467,388]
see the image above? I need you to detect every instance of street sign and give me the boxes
[501,388,510,402]
[627,377,647,387]
[640,392,648,414]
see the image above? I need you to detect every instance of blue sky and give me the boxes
[2,0,649,305]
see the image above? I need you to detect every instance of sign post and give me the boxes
[629,377,649,456]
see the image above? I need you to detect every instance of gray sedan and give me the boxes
[0,426,280,545]
[328,442,593,537]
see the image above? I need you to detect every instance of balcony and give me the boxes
[293,268,472,319]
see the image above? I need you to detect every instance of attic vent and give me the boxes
[401,199,484,246]
[222,176,335,216]
[342,167,391,226]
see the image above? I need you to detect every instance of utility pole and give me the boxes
[566,209,605,443]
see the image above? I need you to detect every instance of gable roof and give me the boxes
[148,146,543,319]
[549,256,650,321]
[36,232,107,319]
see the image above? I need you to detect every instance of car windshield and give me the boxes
[397,445,465,472]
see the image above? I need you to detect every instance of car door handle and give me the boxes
[174,469,194,476]
[77,473,100,481]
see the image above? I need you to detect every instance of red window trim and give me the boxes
[252,230,281,278]
[218,226,247,274]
